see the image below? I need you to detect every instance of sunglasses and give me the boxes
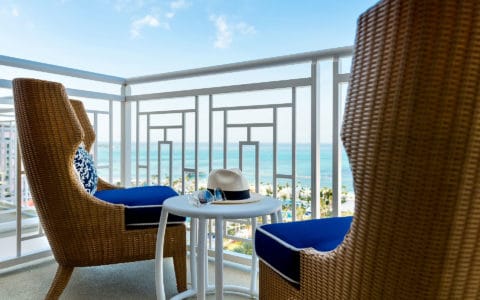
[191,188,226,206]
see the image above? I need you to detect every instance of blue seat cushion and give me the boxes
[255,216,353,284]
[94,186,186,229]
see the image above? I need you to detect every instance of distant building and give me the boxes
[0,122,16,204]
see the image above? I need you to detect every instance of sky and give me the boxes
[0,0,378,77]
[0,0,379,145]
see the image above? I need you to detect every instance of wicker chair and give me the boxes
[12,78,187,299]
[257,0,480,298]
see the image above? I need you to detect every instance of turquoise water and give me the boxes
[97,143,354,192]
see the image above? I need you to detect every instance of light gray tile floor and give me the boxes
[0,257,255,300]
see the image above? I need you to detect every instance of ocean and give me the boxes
[97,143,354,192]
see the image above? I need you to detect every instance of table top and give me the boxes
[163,194,282,219]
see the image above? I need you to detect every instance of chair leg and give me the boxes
[45,265,74,300]
[173,252,187,292]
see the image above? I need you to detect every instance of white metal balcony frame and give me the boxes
[0,45,353,269]
[124,46,352,218]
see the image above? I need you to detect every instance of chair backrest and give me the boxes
[340,0,480,297]
[13,78,96,262]
[70,99,95,152]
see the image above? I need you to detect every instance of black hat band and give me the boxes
[207,189,250,200]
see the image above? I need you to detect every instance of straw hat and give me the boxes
[207,168,261,203]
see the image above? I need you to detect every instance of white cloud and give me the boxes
[114,0,145,12]
[164,0,189,21]
[114,0,130,11]
[170,0,190,10]
[210,15,232,49]
[118,0,190,37]
[210,15,256,49]
[130,14,169,38]
[1,5,20,17]
[236,22,256,35]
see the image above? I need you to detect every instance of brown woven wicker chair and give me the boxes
[12,78,187,299]
[258,0,480,299]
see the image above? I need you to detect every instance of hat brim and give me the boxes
[211,193,263,205]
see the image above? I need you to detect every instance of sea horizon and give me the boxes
[96,142,354,192]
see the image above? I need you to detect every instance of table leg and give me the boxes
[197,217,207,300]
[155,209,169,300]
[215,217,224,300]
[190,217,198,291]
[277,210,283,223]
[250,217,258,296]
[271,212,278,224]
[261,215,267,225]
[205,239,209,290]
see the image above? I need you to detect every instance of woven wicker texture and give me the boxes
[13,78,186,299]
[260,0,480,299]
[70,99,120,191]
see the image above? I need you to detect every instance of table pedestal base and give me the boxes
[171,285,258,300]
[155,195,282,300]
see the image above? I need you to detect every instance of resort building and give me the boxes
[0,122,15,203]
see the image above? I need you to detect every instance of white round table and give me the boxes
[155,195,282,300]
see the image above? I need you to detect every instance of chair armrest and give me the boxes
[299,246,348,299]
[97,177,121,191]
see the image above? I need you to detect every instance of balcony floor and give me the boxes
[0,256,252,299]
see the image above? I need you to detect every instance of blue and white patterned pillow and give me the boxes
[74,146,98,194]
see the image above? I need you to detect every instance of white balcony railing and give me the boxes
[0,46,353,268]
[0,55,123,266]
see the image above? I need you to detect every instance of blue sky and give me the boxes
[0,0,378,77]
